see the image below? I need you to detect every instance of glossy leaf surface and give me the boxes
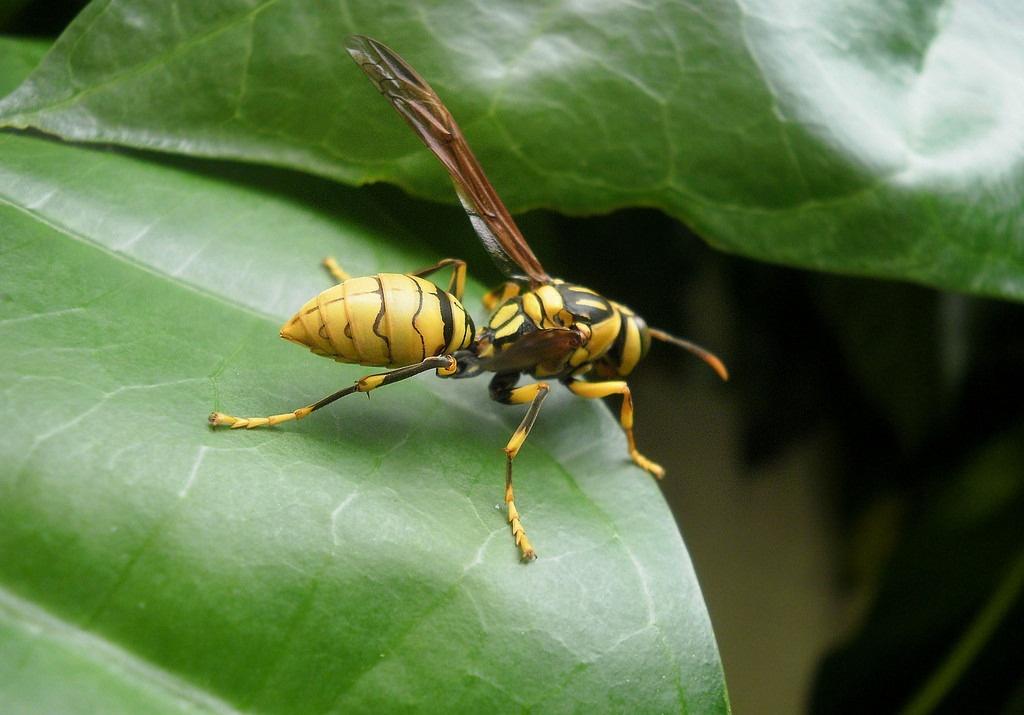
[2,2,1022,300]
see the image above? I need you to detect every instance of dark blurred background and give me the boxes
[524,206,1024,714]
[6,2,1023,712]
[376,185,1024,712]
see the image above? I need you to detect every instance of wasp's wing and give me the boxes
[345,35,550,286]
[480,328,582,374]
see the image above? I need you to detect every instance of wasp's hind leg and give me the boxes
[322,257,351,283]
[490,373,550,560]
[564,378,664,478]
[210,355,457,429]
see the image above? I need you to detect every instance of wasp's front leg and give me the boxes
[564,378,664,478]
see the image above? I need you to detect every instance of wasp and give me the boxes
[210,35,728,560]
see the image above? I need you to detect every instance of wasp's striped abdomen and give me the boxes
[280,273,474,367]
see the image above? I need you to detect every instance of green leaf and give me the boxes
[1,2,1023,300]
[0,35,47,97]
[0,129,728,715]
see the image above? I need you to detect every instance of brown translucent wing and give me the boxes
[345,35,550,286]
[480,328,582,374]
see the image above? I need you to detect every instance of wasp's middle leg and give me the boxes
[210,355,457,429]
[321,257,467,298]
[490,373,550,560]
[564,378,664,478]
[482,281,520,311]
[408,258,467,301]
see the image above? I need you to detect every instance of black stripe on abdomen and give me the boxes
[435,285,454,350]
[373,275,393,363]
[410,276,427,360]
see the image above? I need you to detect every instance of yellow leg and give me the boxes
[483,281,520,311]
[565,379,664,478]
[209,355,456,429]
[409,257,467,301]
[322,257,351,283]
[500,381,550,560]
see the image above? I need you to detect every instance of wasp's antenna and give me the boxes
[649,328,729,381]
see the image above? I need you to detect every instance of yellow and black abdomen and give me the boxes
[279,273,474,367]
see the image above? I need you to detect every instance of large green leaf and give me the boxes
[0,35,45,96]
[0,90,728,715]
[1,2,1022,300]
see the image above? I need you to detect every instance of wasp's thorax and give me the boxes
[478,280,651,379]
